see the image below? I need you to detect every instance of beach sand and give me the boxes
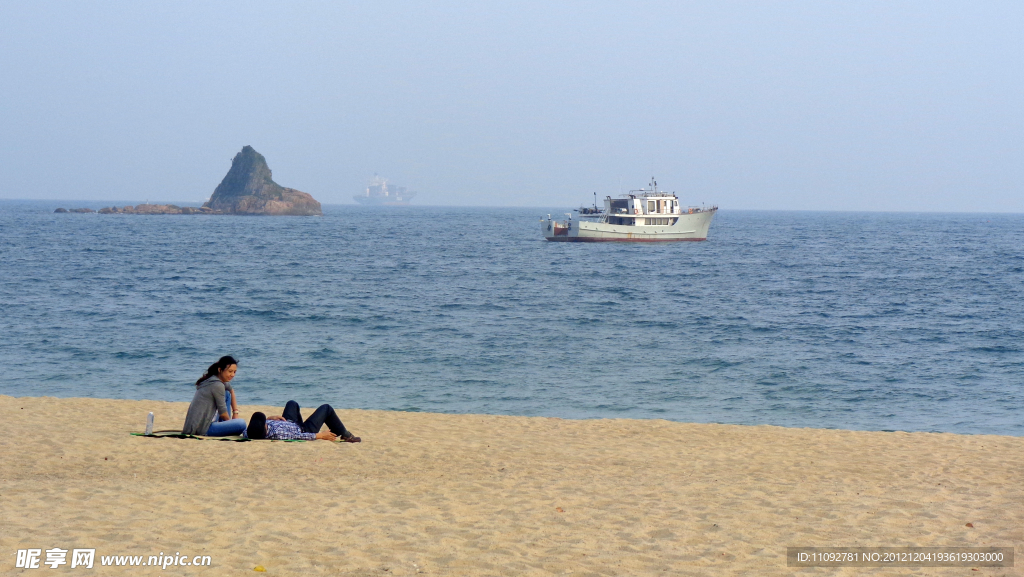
[1,395,1021,576]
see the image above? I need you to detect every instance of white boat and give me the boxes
[541,178,716,242]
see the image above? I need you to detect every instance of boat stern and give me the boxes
[541,214,575,241]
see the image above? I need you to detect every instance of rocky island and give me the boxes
[203,146,322,216]
[55,205,220,214]
[57,146,322,216]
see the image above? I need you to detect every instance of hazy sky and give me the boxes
[1,1,1021,210]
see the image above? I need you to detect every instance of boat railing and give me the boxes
[683,205,717,214]
[605,205,717,216]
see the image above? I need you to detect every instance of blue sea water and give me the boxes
[1,200,1021,435]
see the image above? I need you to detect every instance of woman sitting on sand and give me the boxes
[182,356,247,436]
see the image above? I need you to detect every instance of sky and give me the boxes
[0,1,1021,210]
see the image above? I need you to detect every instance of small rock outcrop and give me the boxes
[203,146,322,216]
[95,204,220,215]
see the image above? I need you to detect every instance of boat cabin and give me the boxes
[568,178,710,227]
[602,192,686,226]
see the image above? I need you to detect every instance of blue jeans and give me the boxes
[206,418,246,436]
[283,401,352,438]
[214,391,234,422]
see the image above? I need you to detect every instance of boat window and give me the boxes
[647,200,655,213]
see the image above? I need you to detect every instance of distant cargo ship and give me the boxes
[353,176,416,206]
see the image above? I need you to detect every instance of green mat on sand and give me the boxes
[130,431,306,442]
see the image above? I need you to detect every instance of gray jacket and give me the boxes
[181,376,233,435]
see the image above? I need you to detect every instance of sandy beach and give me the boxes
[1,395,1021,576]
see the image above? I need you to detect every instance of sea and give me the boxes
[1,200,1021,436]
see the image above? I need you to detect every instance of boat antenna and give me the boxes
[594,191,597,211]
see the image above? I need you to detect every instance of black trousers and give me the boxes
[283,400,351,438]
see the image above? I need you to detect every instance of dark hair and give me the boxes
[195,355,239,387]
[247,412,267,440]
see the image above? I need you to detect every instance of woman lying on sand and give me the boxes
[245,400,361,442]
[181,356,247,436]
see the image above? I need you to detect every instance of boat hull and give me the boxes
[542,208,716,242]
